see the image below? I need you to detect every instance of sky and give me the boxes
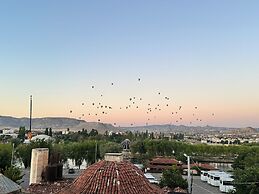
[0,0,259,127]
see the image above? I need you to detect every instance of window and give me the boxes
[223,181,233,186]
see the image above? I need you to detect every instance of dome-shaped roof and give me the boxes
[58,160,163,194]
[122,138,131,142]
[31,134,53,141]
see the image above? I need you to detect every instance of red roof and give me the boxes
[58,160,163,194]
[149,164,182,170]
[182,163,216,170]
[27,179,73,194]
[150,157,180,165]
[198,163,216,170]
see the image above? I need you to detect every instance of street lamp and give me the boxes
[11,143,14,166]
[184,153,191,194]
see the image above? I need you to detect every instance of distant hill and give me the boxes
[0,116,118,134]
[122,124,230,134]
[123,124,259,135]
[227,127,258,134]
[1,115,257,135]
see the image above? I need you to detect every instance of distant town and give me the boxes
[1,116,259,194]
[1,116,258,146]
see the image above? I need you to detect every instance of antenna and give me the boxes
[30,95,33,132]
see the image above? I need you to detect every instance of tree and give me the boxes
[131,141,146,155]
[11,138,22,148]
[232,150,259,194]
[234,167,259,194]
[16,139,52,168]
[52,144,68,163]
[150,132,154,139]
[3,166,24,184]
[0,144,12,171]
[45,128,49,135]
[16,144,31,168]
[85,142,97,165]
[81,128,88,137]
[89,129,98,136]
[49,128,53,137]
[160,167,188,190]
[100,142,122,158]
[66,143,85,169]
[18,126,26,141]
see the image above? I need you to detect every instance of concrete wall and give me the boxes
[104,153,123,162]
[29,148,49,185]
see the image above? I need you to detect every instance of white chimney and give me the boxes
[104,153,123,162]
[29,148,49,185]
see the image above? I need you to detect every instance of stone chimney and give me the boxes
[29,148,49,185]
[104,153,123,162]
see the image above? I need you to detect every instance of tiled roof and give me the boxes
[0,173,21,194]
[198,163,216,170]
[182,163,216,170]
[150,157,180,165]
[27,179,73,194]
[57,160,164,194]
[149,164,178,170]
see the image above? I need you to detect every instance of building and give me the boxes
[148,157,182,173]
[0,128,18,139]
[182,163,216,171]
[58,153,164,194]
[0,173,22,194]
[31,134,54,142]
[182,163,216,175]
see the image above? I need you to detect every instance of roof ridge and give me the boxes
[57,160,164,194]
[114,162,121,194]
[0,173,21,193]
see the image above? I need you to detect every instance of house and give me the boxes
[182,163,216,175]
[31,134,54,142]
[0,173,22,194]
[57,153,164,194]
[148,157,182,173]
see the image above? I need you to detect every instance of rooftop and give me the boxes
[31,134,54,141]
[0,173,22,194]
[58,160,163,194]
[27,179,73,194]
[150,157,181,165]
[182,163,216,170]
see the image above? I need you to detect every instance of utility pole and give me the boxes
[187,155,191,194]
[29,95,32,132]
[184,154,191,194]
[11,143,14,166]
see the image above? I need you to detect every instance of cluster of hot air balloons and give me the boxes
[68,78,215,127]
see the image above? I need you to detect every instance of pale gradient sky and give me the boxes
[0,0,259,127]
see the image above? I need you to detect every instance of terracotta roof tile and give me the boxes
[181,163,216,170]
[150,157,180,165]
[27,179,73,194]
[57,160,163,194]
